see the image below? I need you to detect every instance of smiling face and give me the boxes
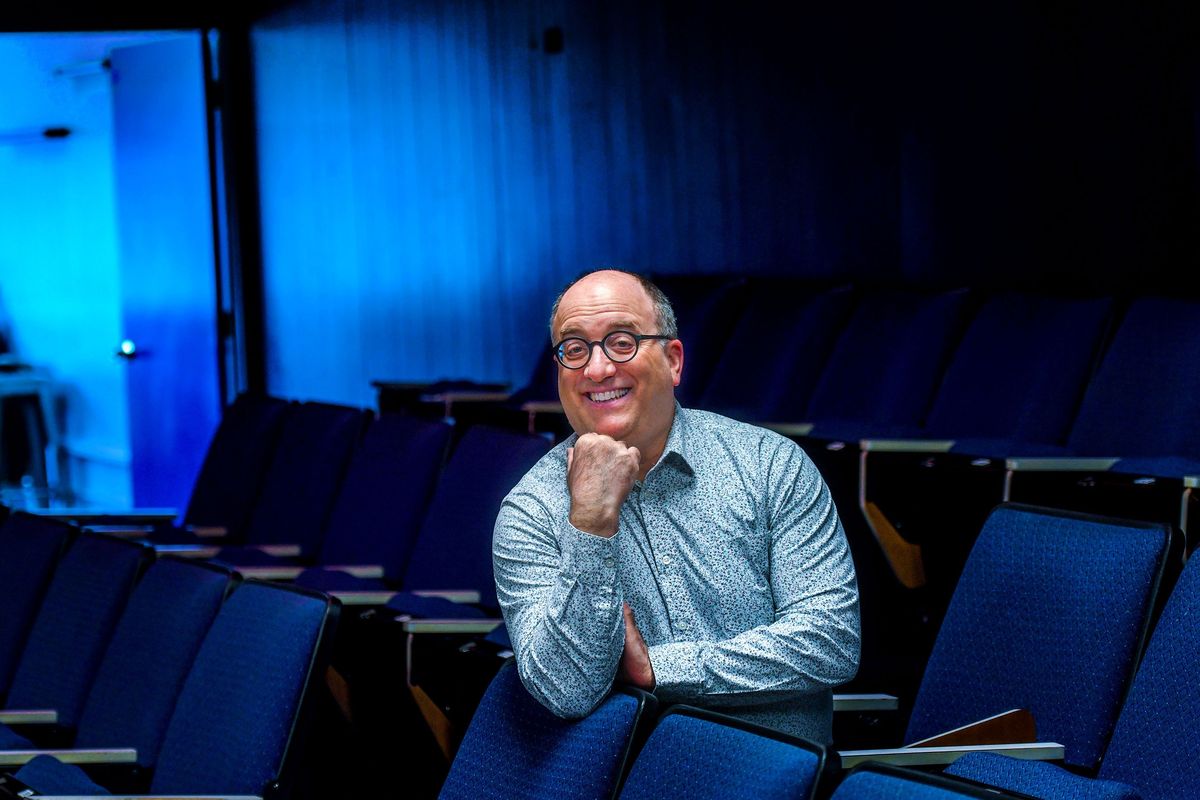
[551,271,683,469]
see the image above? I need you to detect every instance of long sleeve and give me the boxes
[493,472,626,718]
[648,443,861,706]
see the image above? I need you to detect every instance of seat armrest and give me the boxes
[237,564,385,582]
[329,588,481,607]
[761,422,814,437]
[906,709,1036,748]
[520,401,564,415]
[833,694,899,712]
[0,710,57,724]
[187,526,228,539]
[33,796,261,800]
[250,544,302,558]
[152,545,219,559]
[860,439,956,453]
[398,619,503,635]
[418,390,512,404]
[1183,475,1200,488]
[1006,457,1119,472]
[0,747,137,767]
[838,741,1065,768]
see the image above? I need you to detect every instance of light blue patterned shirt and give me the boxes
[493,405,860,742]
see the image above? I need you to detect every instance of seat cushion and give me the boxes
[946,752,1142,800]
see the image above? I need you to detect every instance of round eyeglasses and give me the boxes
[553,331,673,369]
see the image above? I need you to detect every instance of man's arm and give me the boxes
[647,444,861,706]
[493,434,641,718]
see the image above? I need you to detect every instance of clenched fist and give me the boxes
[567,433,640,537]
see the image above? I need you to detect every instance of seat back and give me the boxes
[183,394,293,535]
[317,414,451,580]
[699,281,856,422]
[151,582,338,796]
[5,531,152,730]
[651,274,749,407]
[923,292,1113,444]
[0,512,73,700]
[618,706,825,800]
[1067,296,1200,459]
[906,504,1170,768]
[804,289,974,435]
[403,425,553,608]
[73,558,233,769]
[1097,547,1200,796]
[440,660,653,800]
[243,401,368,556]
[832,762,1023,799]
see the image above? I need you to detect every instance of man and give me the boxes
[493,269,859,742]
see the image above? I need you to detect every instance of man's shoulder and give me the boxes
[680,407,795,452]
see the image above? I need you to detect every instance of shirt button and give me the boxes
[604,558,615,568]
[660,555,671,566]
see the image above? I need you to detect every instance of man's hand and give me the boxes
[567,433,640,537]
[617,602,655,691]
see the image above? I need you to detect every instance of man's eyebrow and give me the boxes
[557,319,642,339]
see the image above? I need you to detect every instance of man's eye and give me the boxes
[607,334,637,352]
[562,342,588,359]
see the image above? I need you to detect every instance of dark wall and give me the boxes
[248,0,1200,401]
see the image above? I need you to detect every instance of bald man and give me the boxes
[493,269,859,742]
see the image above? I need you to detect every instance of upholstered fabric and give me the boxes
[0,513,71,696]
[151,583,328,794]
[906,505,1166,768]
[946,752,1141,800]
[74,559,230,765]
[439,662,643,800]
[618,710,822,800]
[384,592,488,619]
[404,425,553,609]
[5,533,148,729]
[183,393,292,534]
[837,762,1026,799]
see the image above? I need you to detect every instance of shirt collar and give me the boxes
[655,401,696,479]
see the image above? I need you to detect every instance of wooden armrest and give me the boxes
[399,619,503,635]
[1005,457,1119,472]
[236,564,385,582]
[328,590,397,606]
[411,589,481,603]
[520,400,564,415]
[906,709,1036,748]
[31,509,177,525]
[0,747,137,767]
[860,439,956,453]
[833,694,899,712]
[152,545,219,559]
[761,422,814,437]
[860,502,925,589]
[186,526,228,539]
[0,710,57,724]
[838,741,1065,768]
[251,544,302,558]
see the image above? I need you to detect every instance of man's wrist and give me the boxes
[569,508,619,538]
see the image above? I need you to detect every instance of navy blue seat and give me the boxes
[698,281,856,423]
[0,513,72,702]
[222,413,451,582]
[946,535,1200,799]
[16,581,339,797]
[833,763,1025,799]
[1,532,151,736]
[211,401,368,560]
[618,706,826,800]
[649,274,749,408]
[439,660,654,800]
[803,288,975,441]
[0,558,232,782]
[905,505,1170,770]
[181,393,293,536]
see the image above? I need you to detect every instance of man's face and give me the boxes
[551,271,683,455]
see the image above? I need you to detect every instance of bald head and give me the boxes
[549,269,677,343]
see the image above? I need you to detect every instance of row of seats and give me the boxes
[446,500,1200,800]
[0,508,337,797]
[443,660,1017,800]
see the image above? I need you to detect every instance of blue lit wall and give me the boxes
[251,1,1200,406]
[0,35,133,505]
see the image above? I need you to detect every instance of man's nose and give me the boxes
[583,344,617,381]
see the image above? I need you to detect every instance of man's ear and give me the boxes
[667,339,684,387]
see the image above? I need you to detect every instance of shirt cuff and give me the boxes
[559,521,620,590]
[648,641,705,702]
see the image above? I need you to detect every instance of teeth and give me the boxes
[589,388,630,402]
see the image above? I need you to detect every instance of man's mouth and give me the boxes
[587,388,631,403]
